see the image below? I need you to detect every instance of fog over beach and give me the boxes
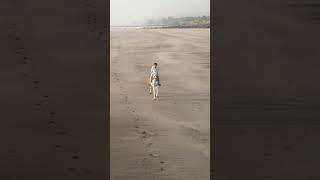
[111,0,209,26]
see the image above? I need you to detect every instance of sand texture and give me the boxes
[111,29,210,180]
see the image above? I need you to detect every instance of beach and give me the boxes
[110,29,210,180]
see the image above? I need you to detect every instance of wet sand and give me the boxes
[111,29,210,180]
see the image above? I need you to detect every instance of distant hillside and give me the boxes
[145,16,210,28]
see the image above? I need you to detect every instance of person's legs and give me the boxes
[152,84,156,99]
[155,86,159,99]
[157,75,160,85]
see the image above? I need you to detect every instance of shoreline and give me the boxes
[110,25,210,31]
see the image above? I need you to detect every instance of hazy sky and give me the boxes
[111,0,210,26]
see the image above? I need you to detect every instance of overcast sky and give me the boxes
[111,0,210,26]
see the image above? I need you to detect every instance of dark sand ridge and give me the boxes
[1,0,107,179]
[111,29,210,180]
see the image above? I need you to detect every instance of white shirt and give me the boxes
[151,65,158,73]
[150,71,159,86]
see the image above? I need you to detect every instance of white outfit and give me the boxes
[150,71,159,99]
[151,71,159,87]
[151,65,157,73]
[149,65,158,94]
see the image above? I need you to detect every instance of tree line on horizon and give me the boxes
[145,16,210,28]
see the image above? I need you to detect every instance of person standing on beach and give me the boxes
[149,69,160,100]
[149,63,161,93]
[151,63,160,83]
[149,62,161,99]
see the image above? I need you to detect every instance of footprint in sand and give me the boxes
[35,103,42,110]
[124,96,129,104]
[141,130,156,139]
[71,155,79,160]
[159,161,166,172]
[283,144,296,152]
[43,95,49,100]
[192,102,201,111]
[56,130,72,136]
[22,72,30,78]
[32,80,40,88]
[80,168,93,175]
[141,130,155,141]
[66,167,76,173]
[22,57,30,64]
[48,119,57,129]
[149,153,159,158]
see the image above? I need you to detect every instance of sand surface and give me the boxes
[110,29,210,180]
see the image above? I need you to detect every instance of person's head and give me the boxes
[154,63,157,67]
